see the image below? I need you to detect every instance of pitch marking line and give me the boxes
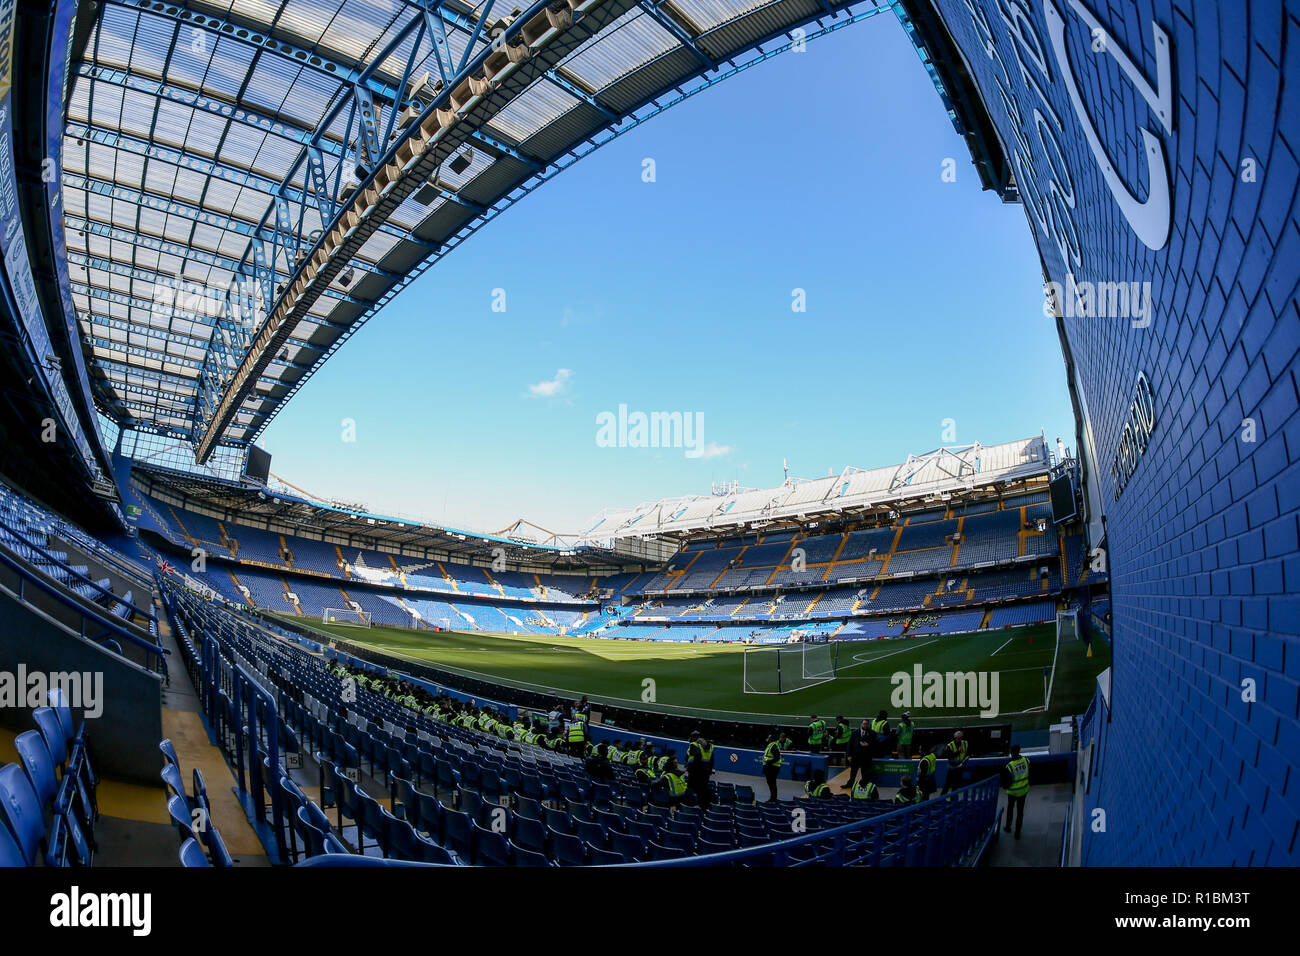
[991,636,1014,656]
[841,638,940,672]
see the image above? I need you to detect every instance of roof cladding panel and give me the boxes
[66,0,879,451]
[558,8,678,89]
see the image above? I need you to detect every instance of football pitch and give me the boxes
[292,618,1109,731]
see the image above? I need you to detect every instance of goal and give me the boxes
[322,607,372,628]
[742,641,838,694]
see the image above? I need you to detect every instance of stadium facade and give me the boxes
[898,1,1300,865]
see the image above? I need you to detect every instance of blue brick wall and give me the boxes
[917,0,1299,864]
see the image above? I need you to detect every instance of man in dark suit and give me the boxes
[841,718,874,791]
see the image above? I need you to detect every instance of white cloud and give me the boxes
[697,441,732,460]
[527,368,573,398]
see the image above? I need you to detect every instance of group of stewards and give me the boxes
[326,662,719,808]
[765,709,1031,828]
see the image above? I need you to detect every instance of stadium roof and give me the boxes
[578,436,1055,545]
[130,462,632,569]
[64,0,891,462]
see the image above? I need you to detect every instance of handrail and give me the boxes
[0,544,169,670]
[0,519,156,623]
[52,520,153,587]
[1059,796,1073,867]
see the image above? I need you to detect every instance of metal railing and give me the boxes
[630,777,1001,867]
[0,543,168,673]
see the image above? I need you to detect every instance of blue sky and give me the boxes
[259,13,1074,535]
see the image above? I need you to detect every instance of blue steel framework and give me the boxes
[61,0,892,461]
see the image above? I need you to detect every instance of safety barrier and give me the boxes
[0,544,167,673]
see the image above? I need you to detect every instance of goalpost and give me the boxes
[323,607,373,628]
[742,641,838,694]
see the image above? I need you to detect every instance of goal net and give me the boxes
[323,607,372,628]
[1056,607,1078,642]
[742,642,838,694]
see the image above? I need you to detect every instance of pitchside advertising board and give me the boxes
[925,0,1299,864]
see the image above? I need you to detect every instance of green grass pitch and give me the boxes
[293,618,1109,731]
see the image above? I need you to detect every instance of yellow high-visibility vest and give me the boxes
[1005,756,1030,796]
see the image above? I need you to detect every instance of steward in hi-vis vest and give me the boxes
[917,750,938,799]
[941,731,970,795]
[896,713,915,756]
[1002,744,1031,839]
[894,775,921,805]
[805,772,832,799]
[686,733,716,809]
[851,779,878,801]
[762,734,783,804]
[807,715,827,753]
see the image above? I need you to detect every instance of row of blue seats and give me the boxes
[0,702,98,867]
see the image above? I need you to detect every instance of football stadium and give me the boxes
[0,0,1294,913]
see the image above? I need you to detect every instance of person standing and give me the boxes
[941,731,969,794]
[870,710,891,755]
[686,732,715,810]
[565,710,587,756]
[807,714,827,754]
[896,712,915,758]
[762,732,782,803]
[1002,745,1030,839]
[842,719,873,791]
[833,716,852,755]
[916,748,938,801]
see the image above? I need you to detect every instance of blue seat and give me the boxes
[168,793,195,844]
[609,830,647,861]
[441,805,472,859]
[413,832,456,864]
[514,794,542,821]
[471,820,510,866]
[509,842,552,867]
[659,830,696,853]
[572,818,606,848]
[650,839,691,860]
[625,820,656,842]
[161,763,188,804]
[416,791,442,840]
[0,815,27,867]
[334,769,359,834]
[587,844,626,865]
[549,828,586,866]
[543,806,571,834]
[0,764,46,866]
[44,807,93,867]
[512,814,547,852]
[380,805,421,860]
[15,731,59,809]
[202,823,234,867]
[179,838,210,867]
[191,769,210,811]
[159,738,180,768]
[297,806,331,857]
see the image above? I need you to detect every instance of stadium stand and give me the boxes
[155,579,1000,867]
